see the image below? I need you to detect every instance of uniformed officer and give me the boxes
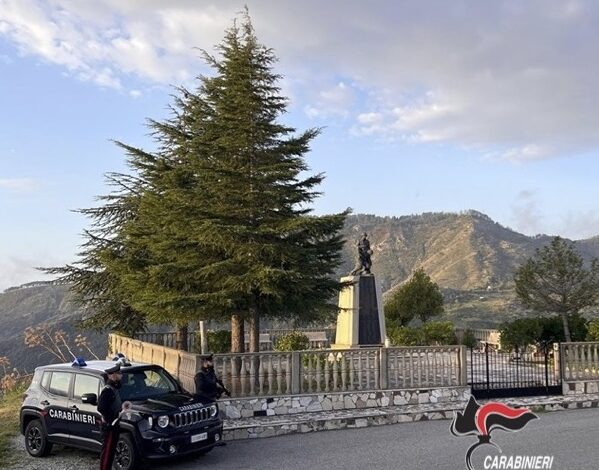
[194,354,230,401]
[97,363,122,470]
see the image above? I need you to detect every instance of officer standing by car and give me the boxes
[98,363,122,470]
[194,354,230,401]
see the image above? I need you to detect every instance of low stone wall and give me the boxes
[219,386,470,419]
[563,380,599,395]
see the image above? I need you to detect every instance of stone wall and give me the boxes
[563,380,599,395]
[219,386,470,419]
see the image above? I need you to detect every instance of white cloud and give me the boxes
[2,1,599,160]
[303,81,355,120]
[0,256,55,291]
[0,177,39,192]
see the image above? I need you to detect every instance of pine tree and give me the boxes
[515,236,599,342]
[107,11,348,351]
[41,170,147,335]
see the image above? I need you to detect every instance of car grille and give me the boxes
[173,408,210,427]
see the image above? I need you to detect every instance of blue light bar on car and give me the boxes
[71,357,87,367]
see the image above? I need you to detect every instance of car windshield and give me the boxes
[119,367,179,401]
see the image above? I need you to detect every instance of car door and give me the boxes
[68,372,103,450]
[44,371,73,443]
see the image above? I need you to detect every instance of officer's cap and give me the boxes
[200,354,214,361]
[105,363,121,374]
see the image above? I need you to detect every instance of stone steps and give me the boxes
[222,393,599,441]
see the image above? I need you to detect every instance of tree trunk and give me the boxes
[561,313,572,343]
[231,313,245,353]
[175,322,189,352]
[248,306,260,353]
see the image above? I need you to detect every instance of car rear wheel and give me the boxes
[24,419,53,457]
[114,433,139,470]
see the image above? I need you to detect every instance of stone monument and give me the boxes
[333,233,386,349]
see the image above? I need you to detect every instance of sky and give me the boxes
[2,0,599,290]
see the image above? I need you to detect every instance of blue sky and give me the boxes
[2,0,599,290]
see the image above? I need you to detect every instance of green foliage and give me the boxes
[587,320,599,341]
[515,236,599,341]
[388,321,456,346]
[0,381,28,465]
[384,269,444,327]
[499,315,588,351]
[388,326,423,346]
[461,329,478,348]
[422,321,457,345]
[273,332,310,351]
[49,11,348,340]
[207,330,231,354]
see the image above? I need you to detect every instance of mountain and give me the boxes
[340,211,599,327]
[2,210,599,371]
[0,283,107,374]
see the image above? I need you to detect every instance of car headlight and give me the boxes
[209,404,218,418]
[157,415,170,428]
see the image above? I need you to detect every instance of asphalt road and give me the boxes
[153,408,597,470]
[8,408,599,470]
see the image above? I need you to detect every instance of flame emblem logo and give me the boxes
[450,396,538,470]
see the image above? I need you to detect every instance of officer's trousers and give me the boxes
[100,427,119,470]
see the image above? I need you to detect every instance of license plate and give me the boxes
[191,432,207,443]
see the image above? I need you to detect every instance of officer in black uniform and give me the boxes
[194,354,230,401]
[97,363,122,470]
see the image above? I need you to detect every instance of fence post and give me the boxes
[459,345,468,386]
[291,351,302,394]
[379,347,388,389]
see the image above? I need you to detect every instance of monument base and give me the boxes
[332,275,386,349]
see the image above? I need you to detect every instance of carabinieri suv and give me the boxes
[20,358,223,469]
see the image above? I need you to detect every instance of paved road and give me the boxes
[8,408,599,470]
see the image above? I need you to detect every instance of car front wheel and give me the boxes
[114,433,139,470]
[24,419,53,457]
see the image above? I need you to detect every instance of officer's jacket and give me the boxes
[97,381,122,425]
[194,367,219,400]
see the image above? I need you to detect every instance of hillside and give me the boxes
[0,283,107,373]
[340,211,560,291]
[2,210,599,370]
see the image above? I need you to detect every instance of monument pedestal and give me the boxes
[332,275,386,349]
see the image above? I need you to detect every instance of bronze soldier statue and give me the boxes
[351,232,373,275]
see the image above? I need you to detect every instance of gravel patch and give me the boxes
[4,436,97,470]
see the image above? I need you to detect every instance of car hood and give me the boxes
[128,393,214,414]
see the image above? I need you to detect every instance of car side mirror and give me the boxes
[81,393,97,405]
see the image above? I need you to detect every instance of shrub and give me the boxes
[388,321,456,346]
[461,329,478,349]
[208,330,231,354]
[422,321,457,345]
[587,320,599,341]
[273,332,310,351]
[499,315,588,352]
[387,326,423,346]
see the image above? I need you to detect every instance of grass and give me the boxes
[0,383,27,465]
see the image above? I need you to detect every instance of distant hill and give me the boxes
[0,283,107,373]
[340,211,599,326]
[339,211,561,291]
[3,210,599,370]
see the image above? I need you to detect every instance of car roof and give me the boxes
[37,360,151,374]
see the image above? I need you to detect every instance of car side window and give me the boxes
[41,371,51,391]
[73,374,100,400]
[48,372,72,397]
